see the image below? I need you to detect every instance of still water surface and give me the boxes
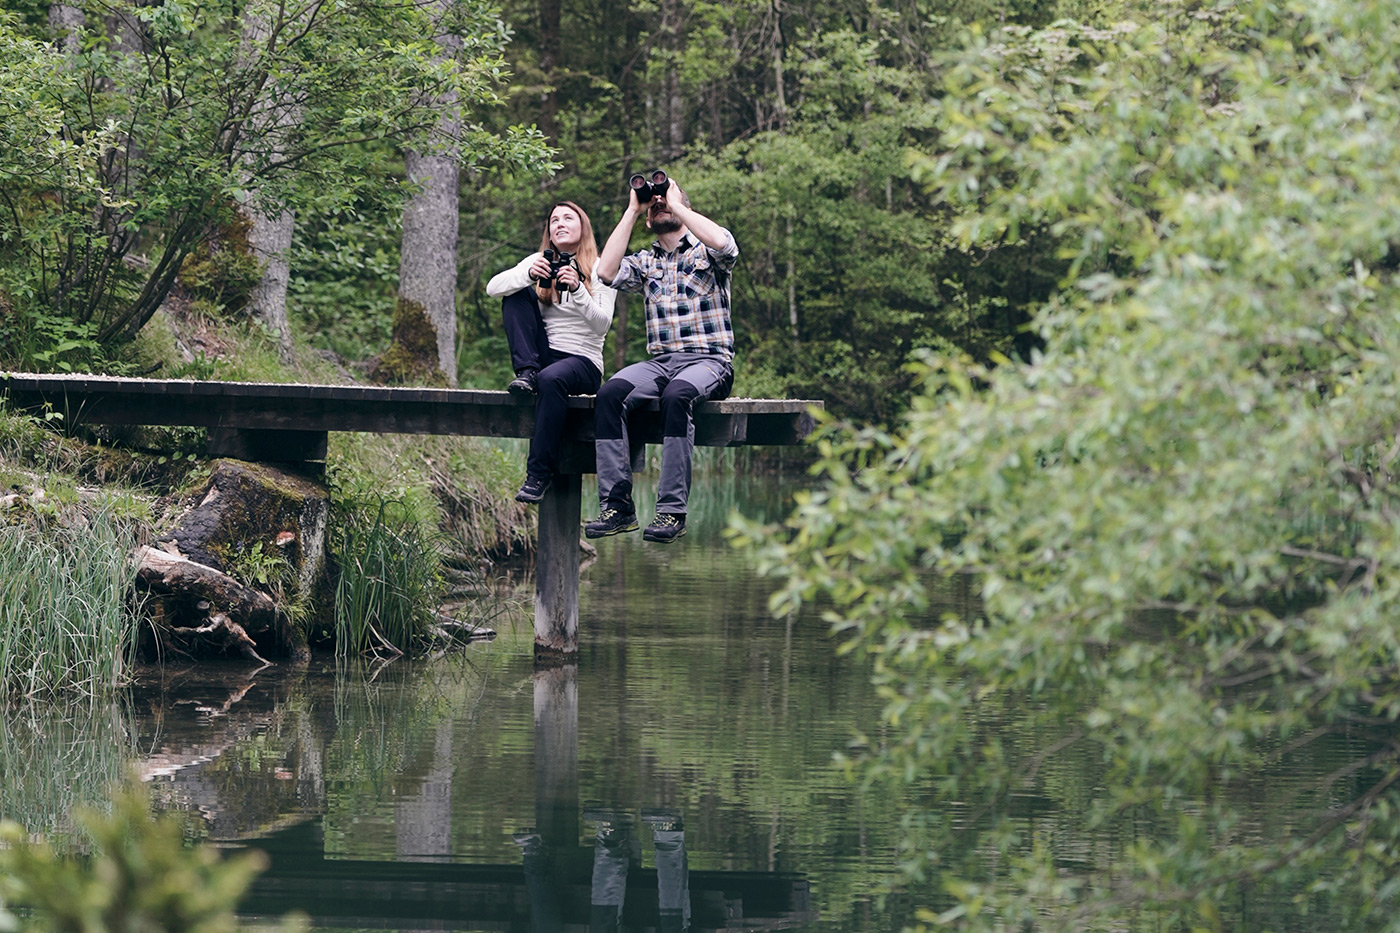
[2,467,953,931]
[4,469,1390,929]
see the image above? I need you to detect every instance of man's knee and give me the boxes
[659,381,701,437]
[597,377,635,409]
[595,378,637,439]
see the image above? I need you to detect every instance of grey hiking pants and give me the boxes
[594,352,733,516]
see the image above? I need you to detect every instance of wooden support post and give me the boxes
[534,471,582,660]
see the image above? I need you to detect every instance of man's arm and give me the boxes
[597,188,643,284]
[665,180,730,253]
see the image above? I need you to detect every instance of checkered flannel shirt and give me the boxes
[608,230,739,362]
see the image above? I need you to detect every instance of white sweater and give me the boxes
[486,253,617,375]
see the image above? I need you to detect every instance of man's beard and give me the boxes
[650,212,682,235]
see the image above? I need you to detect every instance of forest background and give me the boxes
[0,0,1086,424]
[12,0,1400,928]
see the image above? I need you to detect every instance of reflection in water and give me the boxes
[519,812,692,933]
[7,470,895,930]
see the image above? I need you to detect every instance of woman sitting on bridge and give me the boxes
[486,201,617,504]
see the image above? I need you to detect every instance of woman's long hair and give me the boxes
[536,201,599,305]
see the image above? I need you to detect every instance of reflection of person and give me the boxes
[487,202,617,505]
[589,817,631,932]
[514,830,565,932]
[586,811,692,932]
[646,812,692,933]
[584,176,739,544]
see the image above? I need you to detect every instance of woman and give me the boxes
[486,201,617,503]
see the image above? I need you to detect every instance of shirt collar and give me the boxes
[651,234,694,257]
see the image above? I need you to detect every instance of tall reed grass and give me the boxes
[0,511,140,698]
[334,498,441,659]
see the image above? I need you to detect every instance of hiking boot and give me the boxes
[642,512,686,543]
[515,475,551,503]
[507,369,538,398]
[584,507,638,538]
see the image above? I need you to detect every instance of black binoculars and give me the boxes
[540,248,575,290]
[629,169,669,203]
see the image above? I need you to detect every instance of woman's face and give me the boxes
[548,206,583,251]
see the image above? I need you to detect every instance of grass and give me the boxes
[333,496,442,658]
[0,507,142,699]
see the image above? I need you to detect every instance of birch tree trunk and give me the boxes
[237,1,301,362]
[380,0,462,387]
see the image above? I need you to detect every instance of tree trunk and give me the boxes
[49,3,83,52]
[538,0,561,143]
[236,4,300,361]
[243,205,296,361]
[391,0,463,387]
[660,0,683,159]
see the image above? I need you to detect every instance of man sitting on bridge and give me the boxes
[585,174,738,544]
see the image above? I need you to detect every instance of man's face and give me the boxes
[646,196,682,235]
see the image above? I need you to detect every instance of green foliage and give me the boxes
[0,777,303,933]
[332,496,443,658]
[0,0,550,364]
[228,540,311,628]
[738,0,1400,927]
[0,508,140,699]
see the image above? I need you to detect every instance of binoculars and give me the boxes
[540,248,575,290]
[629,169,669,203]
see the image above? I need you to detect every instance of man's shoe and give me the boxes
[515,475,551,503]
[584,507,638,538]
[642,512,686,543]
[507,369,538,398]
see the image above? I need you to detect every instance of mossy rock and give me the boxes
[158,460,329,659]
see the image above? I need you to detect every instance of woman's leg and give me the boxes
[524,353,601,483]
[501,288,551,380]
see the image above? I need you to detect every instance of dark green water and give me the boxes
[1,465,947,931]
[7,466,1383,930]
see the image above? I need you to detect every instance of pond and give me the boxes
[3,464,1385,930]
[1,463,949,931]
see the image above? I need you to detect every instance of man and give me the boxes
[584,176,739,543]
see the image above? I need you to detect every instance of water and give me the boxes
[5,466,1382,930]
[1,464,931,931]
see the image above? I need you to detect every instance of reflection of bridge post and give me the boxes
[396,720,454,860]
[519,662,584,931]
[534,663,580,850]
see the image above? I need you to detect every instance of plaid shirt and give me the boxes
[609,229,739,362]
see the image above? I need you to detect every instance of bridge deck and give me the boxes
[0,372,818,459]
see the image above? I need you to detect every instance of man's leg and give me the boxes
[653,357,732,518]
[590,360,666,526]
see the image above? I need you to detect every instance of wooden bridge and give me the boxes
[0,372,820,657]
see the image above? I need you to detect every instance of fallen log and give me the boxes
[170,613,271,665]
[134,545,284,650]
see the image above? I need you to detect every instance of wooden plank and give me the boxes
[0,373,822,450]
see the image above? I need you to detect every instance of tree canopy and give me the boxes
[738,0,1400,927]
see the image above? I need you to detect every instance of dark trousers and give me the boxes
[502,289,602,480]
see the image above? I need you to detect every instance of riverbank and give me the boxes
[0,305,538,695]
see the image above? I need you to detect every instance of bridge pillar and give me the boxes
[533,472,582,660]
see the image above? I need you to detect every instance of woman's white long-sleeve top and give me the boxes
[486,253,617,376]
